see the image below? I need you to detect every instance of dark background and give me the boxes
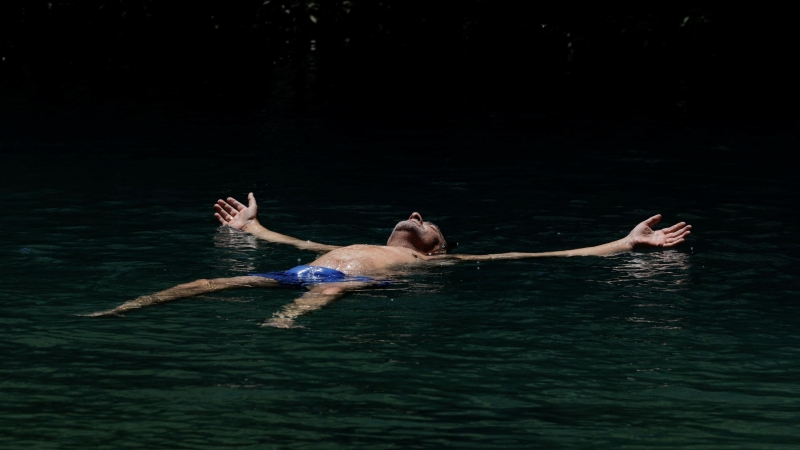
[0,0,797,162]
[3,1,798,113]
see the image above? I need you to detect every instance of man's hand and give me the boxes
[627,214,691,249]
[214,192,259,231]
[214,193,340,252]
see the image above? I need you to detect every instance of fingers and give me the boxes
[663,230,691,247]
[214,203,236,224]
[214,193,257,226]
[214,212,228,226]
[216,199,238,216]
[228,196,247,212]
[643,214,662,227]
[663,222,687,233]
[672,228,691,240]
[664,224,691,238]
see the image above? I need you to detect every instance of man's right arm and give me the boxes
[215,193,341,253]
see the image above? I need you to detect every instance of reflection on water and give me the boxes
[211,227,260,273]
[610,251,690,285]
[606,252,692,331]
[212,226,260,250]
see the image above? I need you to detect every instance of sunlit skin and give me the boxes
[89,192,691,328]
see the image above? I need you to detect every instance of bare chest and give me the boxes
[308,245,422,275]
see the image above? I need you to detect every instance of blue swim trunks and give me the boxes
[251,265,389,287]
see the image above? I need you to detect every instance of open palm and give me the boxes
[628,214,692,248]
[214,192,258,230]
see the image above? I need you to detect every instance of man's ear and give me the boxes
[441,241,457,253]
[428,245,448,255]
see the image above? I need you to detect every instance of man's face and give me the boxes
[386,212,448,254]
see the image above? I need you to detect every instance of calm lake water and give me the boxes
[1,105,798,448]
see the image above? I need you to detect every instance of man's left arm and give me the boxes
[428,214,691,262]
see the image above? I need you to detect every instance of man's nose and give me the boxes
[409,212,423,223]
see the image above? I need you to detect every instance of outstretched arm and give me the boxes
[430,214,691,262]
[215,193,341,253]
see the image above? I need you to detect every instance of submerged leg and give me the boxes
[86,276,278,317]
[262,282,369,328]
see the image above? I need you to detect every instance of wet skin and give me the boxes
[88,192,691,327]
[308,212,448,276]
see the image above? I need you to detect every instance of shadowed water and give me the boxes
[1,111,798,448]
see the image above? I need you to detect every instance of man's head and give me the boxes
[386,212,452,255]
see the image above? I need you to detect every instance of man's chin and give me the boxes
[387,225,420,248]
[393,220,421,232]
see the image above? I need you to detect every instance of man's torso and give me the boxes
[308,244,424,276]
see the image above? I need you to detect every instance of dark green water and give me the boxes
[1,109,799,448]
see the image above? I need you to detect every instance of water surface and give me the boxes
[1,110,798,448]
